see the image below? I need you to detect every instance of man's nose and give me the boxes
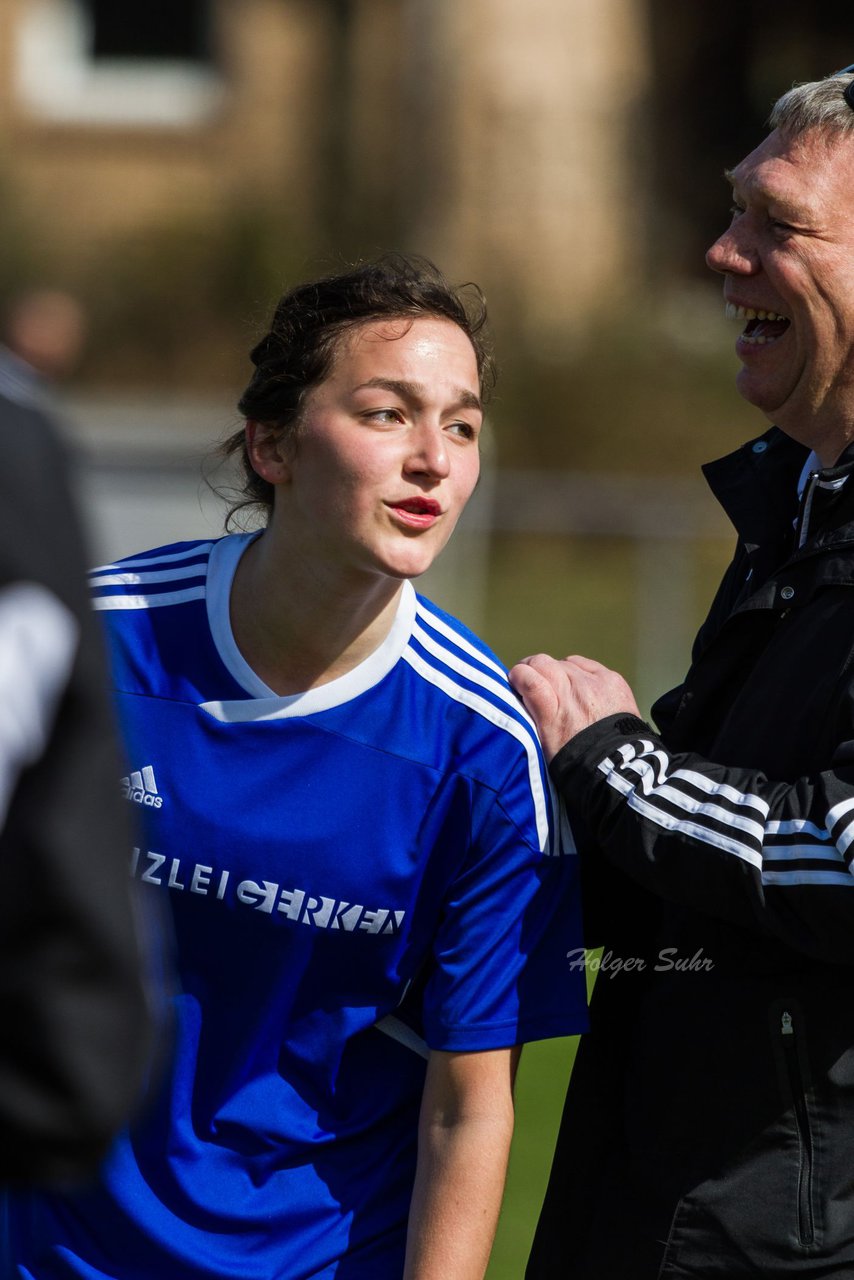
[706,225,756,276]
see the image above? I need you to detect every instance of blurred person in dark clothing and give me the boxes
[512,67,854,1278]
[0,294,154,1184]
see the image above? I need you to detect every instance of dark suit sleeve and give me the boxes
[0,400,155,1185]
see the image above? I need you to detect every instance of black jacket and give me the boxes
[0,356,155,1184]
[529,428,854,1278]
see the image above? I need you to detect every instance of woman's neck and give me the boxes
[229,530,404,696]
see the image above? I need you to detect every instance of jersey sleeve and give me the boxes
[421,742,589,1052]
[551,712,854,966]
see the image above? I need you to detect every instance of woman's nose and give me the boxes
[406,424,450,478]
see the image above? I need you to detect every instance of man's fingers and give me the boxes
[516,653,607,678]
[509,657,557,707]
[514,653,565,677]
[562,654,607,674]
[509,657,567,719]
[508,661,567,761]
[511,650,642,761]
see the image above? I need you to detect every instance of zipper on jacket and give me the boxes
[780,1009,816,1246]
[796,467,850,549]
[797,472,820,548]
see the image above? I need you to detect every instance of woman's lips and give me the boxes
[387,498,442,528]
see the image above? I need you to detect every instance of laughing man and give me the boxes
[513,67,854,1278]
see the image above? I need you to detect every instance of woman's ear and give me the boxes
[245,420,291,486]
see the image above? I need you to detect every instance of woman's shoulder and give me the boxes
[406,591,554,842]
[411,591,509,680]
[406,590,538,763]
[88,536,227,695]
[89,537,220,606]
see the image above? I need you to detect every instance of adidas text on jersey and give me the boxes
[121,765,163,809]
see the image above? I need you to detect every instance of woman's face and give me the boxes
[251,316,483,584]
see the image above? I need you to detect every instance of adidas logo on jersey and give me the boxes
[121,765,163,809]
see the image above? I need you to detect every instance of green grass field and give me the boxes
[486,1036,580,1278]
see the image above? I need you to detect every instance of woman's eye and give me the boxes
[449,420,479,441]
[367,408,403,424]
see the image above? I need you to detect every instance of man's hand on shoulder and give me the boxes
[509,654,641,762]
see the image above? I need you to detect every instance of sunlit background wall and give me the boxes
[0,2,849,1272]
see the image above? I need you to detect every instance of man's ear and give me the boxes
[245,420,291,485]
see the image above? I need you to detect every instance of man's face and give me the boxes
[706,126,854,463]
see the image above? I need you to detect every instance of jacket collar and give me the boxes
[702,427,854,550]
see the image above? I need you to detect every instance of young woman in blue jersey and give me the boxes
[6,255,587,1280]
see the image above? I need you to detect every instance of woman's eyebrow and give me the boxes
[354,377,482,412]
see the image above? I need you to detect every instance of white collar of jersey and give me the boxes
[202,532,417,721]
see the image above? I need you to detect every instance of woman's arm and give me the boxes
[403,1045,520,1280]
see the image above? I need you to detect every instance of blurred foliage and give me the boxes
[0,160,763,479]
[39,216,765,479]
[0,169,65,303]
[73,207,314,390]
[487,295,760,477]
[480,531,734,708]
[483,534,639,675]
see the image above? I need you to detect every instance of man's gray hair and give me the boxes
[770,74,854,137]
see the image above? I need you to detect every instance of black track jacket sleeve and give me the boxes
[551,712,854,965]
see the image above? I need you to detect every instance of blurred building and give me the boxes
[0,0,649,348]
[1,0,847,359]
[0,2,324,244]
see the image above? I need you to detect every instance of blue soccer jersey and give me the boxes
[8,534,587,1280]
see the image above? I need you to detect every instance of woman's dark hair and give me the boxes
[221,253,494,524]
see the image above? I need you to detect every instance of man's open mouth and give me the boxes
[725,303,791,346]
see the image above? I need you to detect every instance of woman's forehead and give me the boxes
[328,316,478,382]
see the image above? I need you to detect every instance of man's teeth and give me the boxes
[723,302,790,345]
[724,303,788,322]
